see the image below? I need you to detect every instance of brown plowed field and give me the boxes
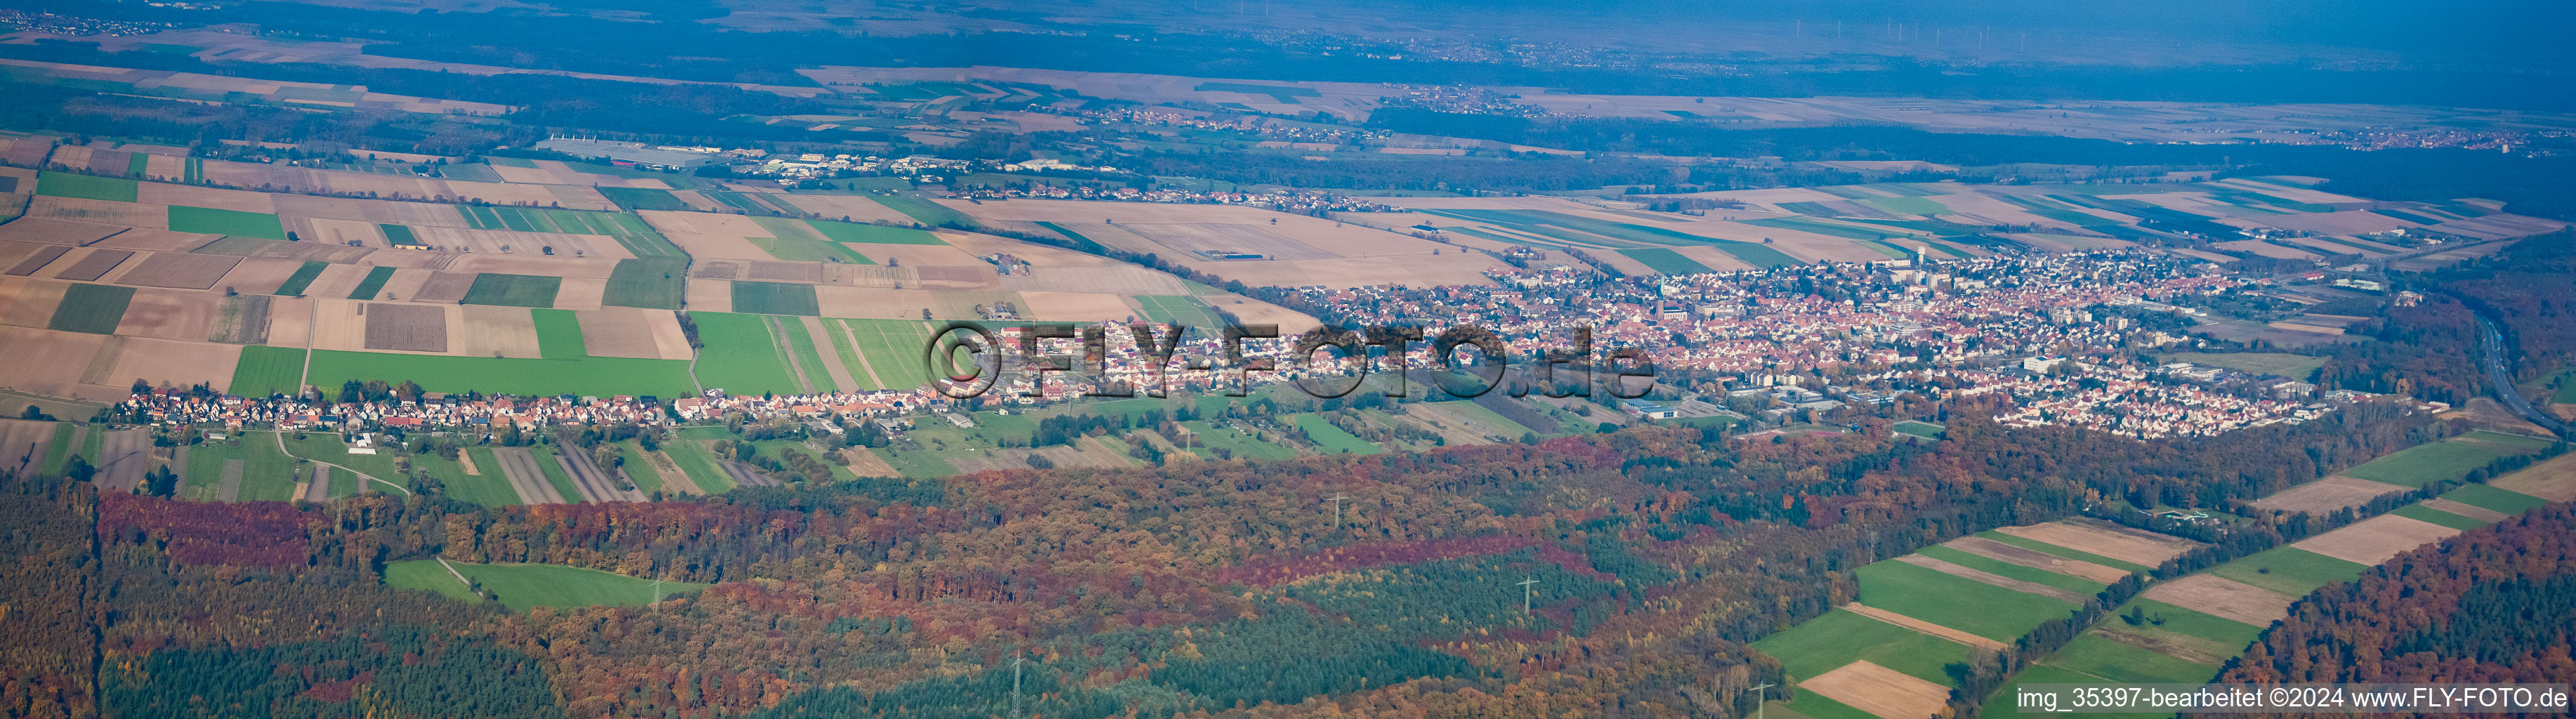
[2138,574,2296,626]
[362,303,450,352]
[1940,536,2131,583]
[2489,454,2576,501]
[1801,660,1952,719]
[112,289,221,342]
[112,251,242,289]
[2251,476,2410,515]
[1995,519,2203,567]
[48,248,134,282]
[2290,514,2463,566]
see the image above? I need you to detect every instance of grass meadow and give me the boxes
[384,560,707,613]
[1853,560,2081,641]
[2205,546,2367,596]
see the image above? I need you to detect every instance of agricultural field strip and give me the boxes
[489,447,567,504]
[1980,452,2566,710]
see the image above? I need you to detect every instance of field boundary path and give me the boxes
[269,430,409,495]
[216,459,244,501]
[435,557,474,592]
[1839,602,2008,652]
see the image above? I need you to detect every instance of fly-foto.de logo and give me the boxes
[920,322,1657,401]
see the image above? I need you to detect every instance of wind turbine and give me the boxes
[1518,578,1540,615]
[1325,494,1351,527]
[1747,682,1777,719]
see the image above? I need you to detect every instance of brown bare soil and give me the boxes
[112,289,221,341]
[0,326,107,397]
[48,248,133,282]
[116,337,242,395]
[25,197,165,230]
[362,303,450,352]
[112,251,242,289]
[211,257,306,295]
[2415,499,2509,522]
[574,308,662,359]
[0,279,69,328]
[206,295,272,344]
[1017,291,1143,322]
[1995,519,2204,567]
[2250,475,2412,514]
[1940,536,2132,583]
[2138,574,2296,626]
[0,218,130,245]
[409,271,476,303]
[775,194,913,223]
[459,305,541,358]
[2290,514,2464,566]
[5,245,69,276]
[814,286,935,319]
[2489,453,2576,502]
[1839,602,2009,652]
[1800,659,1952,719]
[643,449,701,495]
[0,418,58,477]
[139,183,278,213]
[265,297,313,347]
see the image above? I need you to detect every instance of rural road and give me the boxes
[270,430,412,496]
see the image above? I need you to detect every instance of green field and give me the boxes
[805,219,947,244]
[184,433,301,502]
[461,273,563,308]
[379,223,423,247]
[2155,352,2327,379]
[271,260,327,296]
[750,237,873,264]
[532,308,587,359]
[1752,608,1979,685]
[1893,421,1946,440]
[1619,247,1716,275]
[603,258,685,310]
[699,190,770,213]
[843,319,935,390]
[2342,437,2540,487]
[2436,483,2547,515]
[1134,295,1225,329]
[227,345,308,397]
[1289,414,1382,454]
[2042,633,2219,684]
[346,265,396,300]
[1740,216,1910,242]
[616,442,665,496]
[730,281,820,316]
[455,448,527,506]
[1912,546,2110,595]
[869,195,974,229]
[384,560,707,613]
[34,171,138,202]
[2205,546,2367,596]
[596,186,689,211]
[168,205,288,240]
[2388,503,2488,530]
[660,436,736,492]
[773,316,833,393]
[1854,561,2080,641]
[1178,420,1299,461]
[2104,598,2267,649]
[41,424,77,476]
[307,350,695,397]
[278,433,453,496]
[48,284,133,334]
[529,446,586,503]
[687,312,801,396]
